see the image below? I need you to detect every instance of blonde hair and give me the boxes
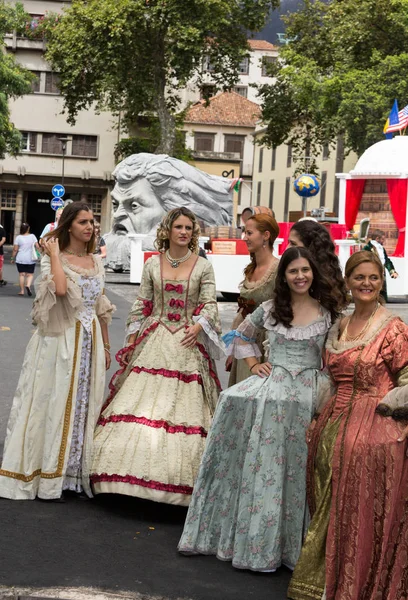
[154,207,200,254]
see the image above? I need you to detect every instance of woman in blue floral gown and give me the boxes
[178,247,343,572]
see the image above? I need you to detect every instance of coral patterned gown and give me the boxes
[91,254,224,506]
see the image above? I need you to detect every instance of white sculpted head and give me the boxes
[104,153,234,270]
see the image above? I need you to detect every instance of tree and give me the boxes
[44,0,279,156]
[257,0,408,172]
[0,1,33,158]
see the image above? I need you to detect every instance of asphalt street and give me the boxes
[2,250,408,600]
[0,251,291,600]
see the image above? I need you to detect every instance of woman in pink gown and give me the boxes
[288,251,408,600]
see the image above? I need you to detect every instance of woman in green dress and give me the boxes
[226,213,280,385]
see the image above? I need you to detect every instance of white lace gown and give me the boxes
[0,254,115,500]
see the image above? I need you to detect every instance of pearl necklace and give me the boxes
[165,249,192,268]
[64,248,88,257]
[340,303,379,342]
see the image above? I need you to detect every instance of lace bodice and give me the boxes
[76,276,103,333]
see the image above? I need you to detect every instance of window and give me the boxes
[234,86,248,98]
[320,172,327,207]
[269,180,274,209]
[271,147,276,170]
[261,56,277,77]
[20,131,37,152]
[87,194,102,216]
[42,133,65,154]
[200,85,216,100]
[259,147,263,173]
[45,72,60,94]
[284,177,291,221]
[238,57,249,75]
[322,143,329,161]
[1,189,17,209]
[194,132,215,152]
[30,71,41,93]
[224,135,245,158]
[287,145,292,168]
[72,135,98,157]
[202,56,215,72]
[256,181,262,205]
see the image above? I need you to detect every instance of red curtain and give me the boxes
[345,179,366,231]
[386,179,407,257]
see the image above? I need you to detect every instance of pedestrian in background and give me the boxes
[39,206,64,242]
[364,228,398,301]
[0,202,115,501]
[0,221,6,286]
[93,221,107,259]
[10,223,40,296]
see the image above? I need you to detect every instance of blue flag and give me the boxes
[384,99,399,139]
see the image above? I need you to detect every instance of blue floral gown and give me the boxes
[178,299,331,572]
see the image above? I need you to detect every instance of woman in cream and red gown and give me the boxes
[91,207,224,506]
[288,250,408,600]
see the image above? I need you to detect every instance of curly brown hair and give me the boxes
[43,202,96,253]
[291,220,348,314]
[271,246,341,328]
[154,207,200,254]
[243,214,280,279]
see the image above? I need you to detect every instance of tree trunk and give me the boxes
[156,85,176,155]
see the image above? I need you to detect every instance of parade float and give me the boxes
[105,140,408,297]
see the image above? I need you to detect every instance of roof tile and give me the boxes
[185,91,261,128]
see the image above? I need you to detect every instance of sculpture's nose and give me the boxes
[113,203,128,221]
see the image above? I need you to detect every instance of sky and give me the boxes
[256,0,326,44]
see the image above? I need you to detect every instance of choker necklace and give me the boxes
[64,248,88,257]
[340,302,379,342]
[165,249,192,268]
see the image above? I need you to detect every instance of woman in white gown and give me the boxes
[0,202,115,500]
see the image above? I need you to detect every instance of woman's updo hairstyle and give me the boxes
[243,214,280,279]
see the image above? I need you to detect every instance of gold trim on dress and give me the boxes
[0,321,81,482]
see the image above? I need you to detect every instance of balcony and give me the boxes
[5,32,46,52]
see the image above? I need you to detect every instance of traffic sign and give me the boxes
[52,184,65,198]
[51,197,64,211]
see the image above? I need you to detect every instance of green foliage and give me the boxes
[257,0,408,171]
[0,1,33,158]
[45,0,279,155]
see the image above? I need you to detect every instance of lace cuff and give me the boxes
[96,294,116,325]
[376,386,408,421]
[125,320,141,342]
[225,335,262,359]
[31,273,82,336]
[193,315,226,360]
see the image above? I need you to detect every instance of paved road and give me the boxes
[0,254,290,600]
[1,251,408,600]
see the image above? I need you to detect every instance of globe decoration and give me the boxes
[293,174,320,198]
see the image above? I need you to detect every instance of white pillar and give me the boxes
[336,173,348,225]
[334,239,359,272]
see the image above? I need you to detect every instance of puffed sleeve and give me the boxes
[192,260,225,360]
[96,292,116,325]
[376,319,408,420]
[124,257,154,341]
[223,301,269,359]
[31,254,82,336]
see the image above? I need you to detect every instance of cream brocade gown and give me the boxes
[91,254,225,506]
[0,254,115,500]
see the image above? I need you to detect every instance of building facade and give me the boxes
[1,0,118,242]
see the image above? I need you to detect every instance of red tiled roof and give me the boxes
[185,92,261,128]
[248,39,278,51]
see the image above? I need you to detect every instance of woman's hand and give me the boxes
[181,323,202,348]
[225,356,233,372]
[105,349,111,370]
[306,418,317,443]
[121,346,134,366]
[42,238,59,257]
[251,362,272,378]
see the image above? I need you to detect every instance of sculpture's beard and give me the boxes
[104,229,157,271]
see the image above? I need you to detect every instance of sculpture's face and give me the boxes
[111,178,166,235]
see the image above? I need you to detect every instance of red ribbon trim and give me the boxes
[90,473,193,495]
[101,322,159,412]
[97,414,207,437]
[131,365,203,386]
[196,342,222,390]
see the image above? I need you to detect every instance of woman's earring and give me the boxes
[263,241,266,248]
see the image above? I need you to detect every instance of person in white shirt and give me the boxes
[39,207,64,242]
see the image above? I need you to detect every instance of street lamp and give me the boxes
[57,136,72,188]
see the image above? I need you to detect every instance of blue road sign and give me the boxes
[52,184,65,198]
[50,197,65,211]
